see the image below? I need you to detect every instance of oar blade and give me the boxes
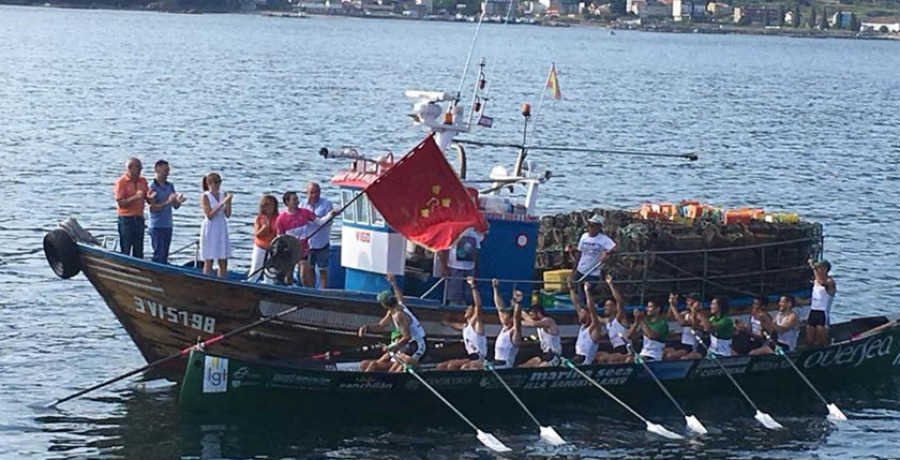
[685,415,708,435]
[476,430,512,453]
[754,410,784,430]
[645,422,683,440]
[826,403,848,422]
[539,426,567,446]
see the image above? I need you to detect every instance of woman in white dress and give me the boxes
[199,172,232,278]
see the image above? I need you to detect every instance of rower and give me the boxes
[750,294,800,355]
[807,259,836,348]
[357,273,427,372]
[627,300,669,363]
[733,296,770,355]
[520,302,562,368]
[435,277,486,370]
[462,280,523,370]
[569,280,603,365]
[667,292,702,360]
[596,273,630,364]
[696,296,734,357]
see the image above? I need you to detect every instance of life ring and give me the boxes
[43,229,81,279]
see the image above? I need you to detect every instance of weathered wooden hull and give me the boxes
[177,316,900,418]
[75,243,808,371]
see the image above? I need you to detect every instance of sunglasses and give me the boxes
[212,179,222,184]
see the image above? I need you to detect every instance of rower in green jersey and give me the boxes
[627,300,669,362]
[699,296,734,357]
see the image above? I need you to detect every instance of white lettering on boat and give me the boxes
[803,336,893,369]
[893,352,900,367]
[133,296,216,334]
[271,373,331,387]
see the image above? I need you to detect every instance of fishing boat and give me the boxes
[43,60,821,373]
[178,314,900,417]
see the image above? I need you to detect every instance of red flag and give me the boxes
[365,135,489,251]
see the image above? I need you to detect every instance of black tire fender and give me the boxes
[44,229,81,279]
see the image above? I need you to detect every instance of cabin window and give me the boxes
[342,189,356,223]
[371,203,385,227]
[356,193,371,225]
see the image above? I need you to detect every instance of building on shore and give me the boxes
[861,16,900,33]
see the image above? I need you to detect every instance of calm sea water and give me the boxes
[1,5,899,458]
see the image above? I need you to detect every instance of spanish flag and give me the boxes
[546,63,561,100]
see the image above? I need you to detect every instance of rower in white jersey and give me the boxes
[750,294,800,355]
[667,292,703,360]
[568,280,604,365]
[595,273,631,364]
[733,296,772,354]
[462,279,523,370]
[807,258,836,348]
[520,300,562,368]
[357,273,427,372]
[436,277,486,370]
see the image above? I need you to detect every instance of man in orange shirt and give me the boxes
[114,157,151,258]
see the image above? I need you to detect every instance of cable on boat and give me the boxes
[453,139,699,161]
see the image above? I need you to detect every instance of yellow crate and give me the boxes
[542,269,572,293]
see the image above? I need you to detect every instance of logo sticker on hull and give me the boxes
[203,356,229,393]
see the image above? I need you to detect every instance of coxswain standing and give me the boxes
[627,300,669,362]
[807,259,836,348]
[357,273,427,372]
[436,277,486,370]
[462,280,523,370]
[520,302,562,368]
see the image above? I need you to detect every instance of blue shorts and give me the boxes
[306,244,330,269]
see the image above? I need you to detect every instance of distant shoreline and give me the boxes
[4,2,900,41]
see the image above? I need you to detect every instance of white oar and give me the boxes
[690,330,783,430]
[484,361,567,446]
[561,358,683,440]
[388,352,511,453]
[763,332,848,422]
[621,335,708,435]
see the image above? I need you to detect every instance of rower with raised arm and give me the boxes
[696,296,734,357]
[667,292,702,360]
[569,280,604,365]
[595,273,631,364]
[732,296,771,355]
[520,295,562,368]
[436,277,486,370]
[462,279,523,370]
[627,300,669,363]
[750,294,800,355]
[357,273,428,372]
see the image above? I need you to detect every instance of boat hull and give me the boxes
[178,317,900,418]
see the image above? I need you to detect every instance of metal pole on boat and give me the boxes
[762,331,847,422]
[621,335,708,435]
[454,12,486,107]
[388,352,512,453]
[560,357,684,440]
[41,306,302,409]
[690,330,783,430]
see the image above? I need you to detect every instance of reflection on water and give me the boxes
[1,4,899,459]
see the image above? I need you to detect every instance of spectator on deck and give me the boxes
[147,160,186,264]
[199,172,232,278]
[114,157,150,258]
[569,213,616,293]
[301,182,335,288]
[438,227,482,305]
[248,194,279,283]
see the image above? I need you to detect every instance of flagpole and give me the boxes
[529,62,555,144]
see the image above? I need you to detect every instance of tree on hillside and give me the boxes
[820,7,829,29]
[778,5,786,26]
[808,7,817,28]
[792,4,801,27]
[849,12,859,31]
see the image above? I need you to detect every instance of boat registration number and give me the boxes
[133,296,216,334]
